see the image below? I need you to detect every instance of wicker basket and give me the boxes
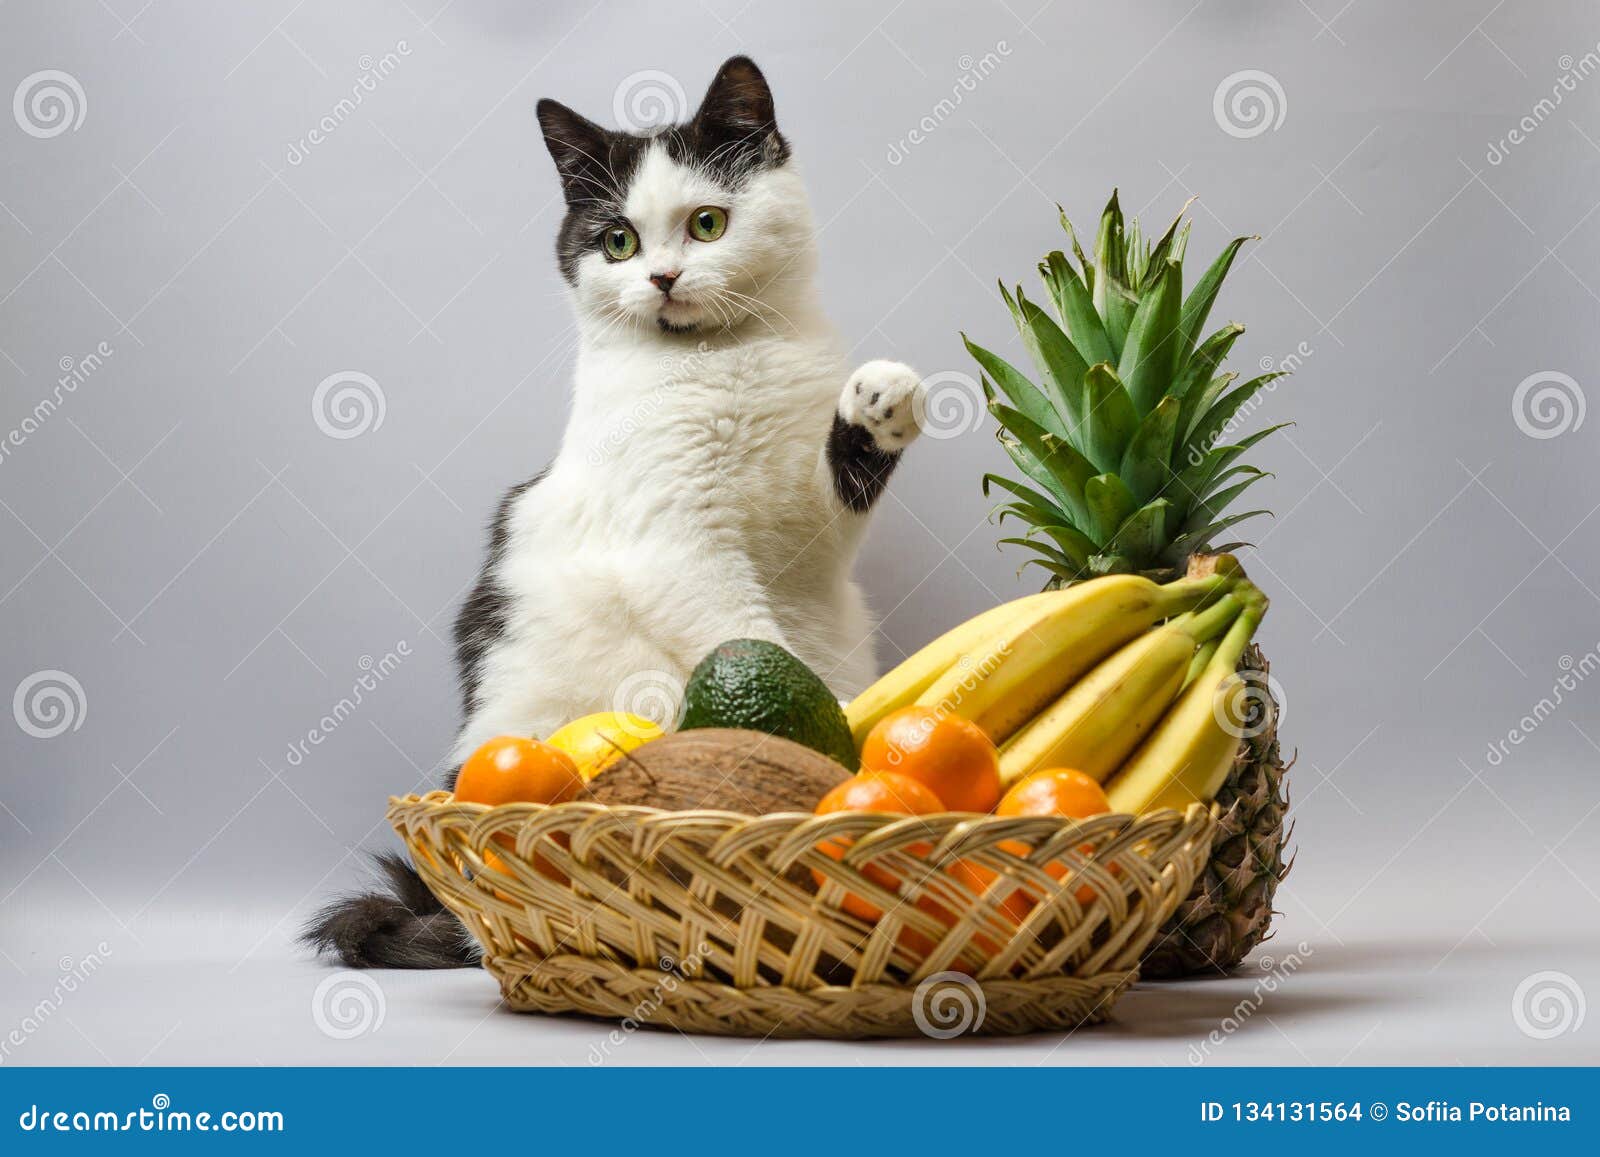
[388,791,1213,1039]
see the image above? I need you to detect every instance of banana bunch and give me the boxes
[846,562,1269,814]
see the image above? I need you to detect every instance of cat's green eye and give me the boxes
[688,206,728,242]
[602,224,639,261]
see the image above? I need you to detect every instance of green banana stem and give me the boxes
[1235,580,1270,616]
[1154,572,1234,615]
[1182,639,1220,690]
[1180,581,1264,689]
[1169,593,1243,646]
[1205,599,1265,681]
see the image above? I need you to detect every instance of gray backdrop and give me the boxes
[2,0,1598,1063]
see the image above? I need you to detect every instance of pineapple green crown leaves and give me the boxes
[968,190,1289,582]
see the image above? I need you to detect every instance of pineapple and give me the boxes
[966,191,1291,978]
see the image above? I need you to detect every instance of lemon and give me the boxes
[546,711,664,781]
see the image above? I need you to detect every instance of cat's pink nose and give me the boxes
[649,271,680,293]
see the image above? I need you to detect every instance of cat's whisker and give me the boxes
[710,289,778,338]
[716,283,782,320]
[716,286,793,336]
[693,290,731,332]
[593,304,638,344]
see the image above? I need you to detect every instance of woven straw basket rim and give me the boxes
[389,790,1214,1039]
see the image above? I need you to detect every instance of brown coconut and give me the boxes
[581,728,851,815]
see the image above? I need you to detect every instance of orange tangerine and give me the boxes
[812,773,997,972]
[998,767,1111,820]
[454,736,583,807]
[971,767,1117,913]
[813,771,943,924]
[860,706,1001,813]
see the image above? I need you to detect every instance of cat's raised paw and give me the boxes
[839,360,924,453]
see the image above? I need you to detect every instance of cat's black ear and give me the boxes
[692,56,786,164]
[537,98,613,204]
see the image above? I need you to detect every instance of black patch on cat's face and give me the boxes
[536,56,790,286]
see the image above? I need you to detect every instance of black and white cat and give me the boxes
[307,56,925,968]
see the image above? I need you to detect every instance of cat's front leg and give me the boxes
[828,359,924,512]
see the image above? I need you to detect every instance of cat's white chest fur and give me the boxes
[449,328,885,762]
[565,333,839,527]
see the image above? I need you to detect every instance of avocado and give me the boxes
[678,639,859,770]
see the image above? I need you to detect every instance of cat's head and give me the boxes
[536,57,810,336]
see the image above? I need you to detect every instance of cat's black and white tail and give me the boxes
[300,852,480,969]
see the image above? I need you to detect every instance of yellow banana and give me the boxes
[997,593,1244,787]
[914,572,1234,745]
[845,590,1056,746]
[1104,592,1267,814]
